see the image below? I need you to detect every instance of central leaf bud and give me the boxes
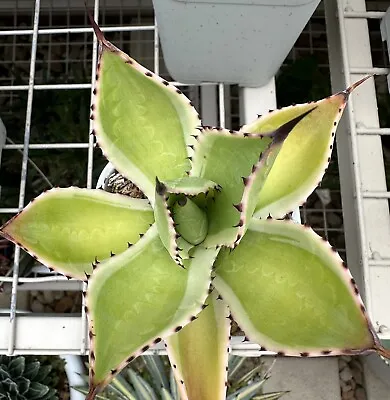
[172,196,208,245]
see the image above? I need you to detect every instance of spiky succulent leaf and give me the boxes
[0,188,153,280]
[90,20,200,204]
[154,179,183,267]
[227,377,267,400]
[190,128,269,247]
[161,388,175,400]
[241,78,370,218]
[232,109,314,247]
[213,219,380,356]
[253,392,289,400]
[86,225,219,396]
[190,111,314,248]
[172,197,208,246]
[127,369,157,400]
[142,356,170,393]
[165,291,230,400]
[162,177,220,196]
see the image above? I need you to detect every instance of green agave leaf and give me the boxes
[241,77,371,218]
[161,388,175,400]
[227,356,246,381]
[172,196,208,246]
[191,110,314,248]
[0,188,153,280]
[154,178,183,267]
[253,392,289,400]
[213,218,383,356]
[190,127,269,247]
[90,20,200,204]
[86,225,219,398]
[169,368,180,400]
[227,377,267,400]
[127,369,157,400]
[142,355,170,393]
[165,291,230,400]
[109,374,136,400]
[232,108,314,247]
[162,176,220,196]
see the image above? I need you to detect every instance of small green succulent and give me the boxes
[0,355,61,399]
[76,355,287,400]
[1,16,389,400]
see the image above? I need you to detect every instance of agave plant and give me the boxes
[1,16,389,400]
[76,355,287,400]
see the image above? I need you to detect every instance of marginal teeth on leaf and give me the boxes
[233,203,243,212]
[155,177,167,196]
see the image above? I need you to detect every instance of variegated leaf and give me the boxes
[0,188,153,280]
[165,291,230,400]
[241,77,371,218]
[213,218,386,357]
[90,20,200,204]
[86,225,219,398]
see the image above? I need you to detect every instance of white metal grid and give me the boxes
[326,0,390,341]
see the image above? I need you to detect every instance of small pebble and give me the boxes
[36,293,46,304]
[43,291,54,303]
[340,366,353,382]
[54,296,74,313]
[351,366,363,386]
[355,387,366,400]
[339,359,348,371]
[53,291,65,300]
[30,299,45,313]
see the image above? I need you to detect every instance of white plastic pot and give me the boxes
[153,0,320,87]
[96,162,115,190]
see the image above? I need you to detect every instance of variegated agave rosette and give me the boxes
[1,18,389,400]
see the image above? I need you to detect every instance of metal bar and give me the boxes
[357,128,390,135]
[8,0,41,356]
[154,16,159,75]
[4,143,90,149]
[0,25,155,36]
[362,191,390,199]
[0,84,91,91]
[218,83,225,127]
[0,276,75,283]
[80,0,101,356]
[0,82,217,91]
[1,316,390,355]
[344,11,385,19]
[336,0,373,316]
[350,67,389,75]
[0,208,20,213]
[1,281,83,291]
[369,259,390,267]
